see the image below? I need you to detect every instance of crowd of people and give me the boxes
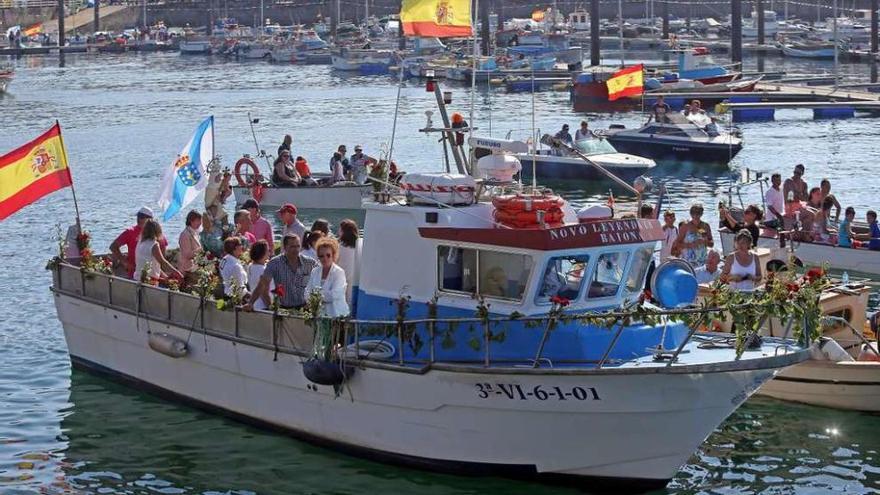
[653,163,878,292]
[107,200,361,317]
[272,134,385,188]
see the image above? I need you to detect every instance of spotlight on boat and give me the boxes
[424,110,434,129]
[633,176,653,194]
[651,259,698,309]
[443,91,453,104]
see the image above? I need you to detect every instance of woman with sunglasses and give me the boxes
[304,237,349,317]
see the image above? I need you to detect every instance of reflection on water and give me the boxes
[1,52,880,494]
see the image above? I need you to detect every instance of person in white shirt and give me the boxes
[219,237,248,298]
[246,240,274,310]
[134,219,182,282]
[336,219,360,303]
[764,173,785,229]
[305,237,350,317]
[694,249,723,285]
[574,120,595,141]
[660,210,679,262]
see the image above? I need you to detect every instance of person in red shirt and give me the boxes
[109,206,169,278]
[294,156,317,186]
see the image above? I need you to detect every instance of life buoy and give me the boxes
[492,193,565,228]
[234,156,260,187]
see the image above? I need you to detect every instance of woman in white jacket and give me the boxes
[305,237,350,317]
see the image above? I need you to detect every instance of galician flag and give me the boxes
[401,0,473,38]
[157,116,213,221]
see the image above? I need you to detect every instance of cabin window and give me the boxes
[536,255,590,304]
[437,246,532,301]
[625,247,654,293]
[588,251,630,299]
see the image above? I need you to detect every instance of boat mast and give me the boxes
[833,0,839,89]
[469,0,479,149]
[618,0,624,67]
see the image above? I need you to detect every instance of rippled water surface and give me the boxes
[1,52,880,494]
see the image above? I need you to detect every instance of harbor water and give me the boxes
[1,52,880,494]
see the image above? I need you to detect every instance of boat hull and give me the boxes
[604,135,742,164]
[719,230,880,277]
[515,153,655,181]
[233,183,370,211]
[52,291,793,489]
[757,361,880,411]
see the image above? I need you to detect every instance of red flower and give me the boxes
[102,258,112,267]
[549,295,570,307]
[206,252,215,261]
[272,285,285,298]
[805,267,825,283]
[80,248,93,259]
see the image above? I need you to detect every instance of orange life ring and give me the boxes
[492,194,565,213]
[234,157,260,187]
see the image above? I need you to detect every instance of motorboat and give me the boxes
[742,10,779,38]
[228,155,371,213]
[700,271,879,412]
[331,47,395,74]
[599,113,743,164]
[469,136,655,182]
[179,39,213,55]
[781,42,839,60]
[646,75,763,94]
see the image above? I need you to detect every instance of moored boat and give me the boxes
[0,67,13,93]
[50,178,810,489]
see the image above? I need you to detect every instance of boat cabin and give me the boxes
[355,195,662,322]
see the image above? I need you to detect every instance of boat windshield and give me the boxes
[575,139,617,156]
[536,255,590,304]
[437,246,533,302]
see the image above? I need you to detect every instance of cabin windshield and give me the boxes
[588,251,630,299]
[437,246,532,302]
[575,139,617,156]
[536,254,590,304]
[625,246,654,293]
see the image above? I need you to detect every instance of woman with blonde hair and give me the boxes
[305,237,349,317]
[134,219,182,281]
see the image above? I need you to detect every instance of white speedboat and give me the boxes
[469,136,655,182]
[179,39,213,55]
[601,114,743,164]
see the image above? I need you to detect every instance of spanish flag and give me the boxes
[0,123,73,221]
[401,0,473,38]
[23,22,42,37]
[606,64,644,101]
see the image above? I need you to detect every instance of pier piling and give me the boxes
[756,0,765,45]
[93,0,99,33]
[480,0,490,56]
[731,0,743,64]
[661,0,669,40]
[57,0,65,66]
[590,0,600,66]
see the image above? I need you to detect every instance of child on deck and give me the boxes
[838,207,861,249]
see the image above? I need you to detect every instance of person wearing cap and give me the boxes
[350,145,376,185]
[278,203,306,241]
[242,199,274,248]
[294,156,317,186]
[109,206,169,278]
[554,124,573,145]
[272,150,301,187]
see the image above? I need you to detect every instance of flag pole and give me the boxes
[55,120,83,233]
[468,0,478,171]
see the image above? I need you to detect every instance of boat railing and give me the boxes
[50,261,804,371]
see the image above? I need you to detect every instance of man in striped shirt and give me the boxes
[244,233,316,311]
